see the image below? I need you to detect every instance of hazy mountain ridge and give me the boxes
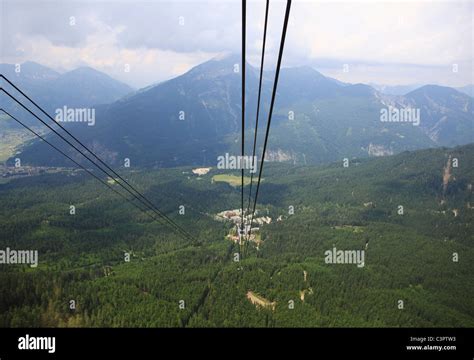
[0,61,134,116]
[404,85,473,145]
[371,83,474,98]
[456,84,474,97]
[4,55,473,168]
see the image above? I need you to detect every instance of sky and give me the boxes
[1,0,472,89]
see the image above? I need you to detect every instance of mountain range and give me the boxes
[371,84,474,97]
[0,62,133,119]
[2,55,472,168]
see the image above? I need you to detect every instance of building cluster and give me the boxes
[215,209,272,246]
[0,166,78,179]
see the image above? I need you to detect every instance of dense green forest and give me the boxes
[0,144,473,327]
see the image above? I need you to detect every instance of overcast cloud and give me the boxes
[1,0,472,88]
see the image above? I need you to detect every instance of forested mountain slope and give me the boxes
[0,143,472,327]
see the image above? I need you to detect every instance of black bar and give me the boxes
[0,328,472,359]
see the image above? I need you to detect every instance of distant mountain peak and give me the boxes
[56,67,134,93]
[71,66,98,72]
[406,84,472,105]
[211,52,239,62]
[0,61,134,115]
[407,84,460,96]
[63,66,115,78]
[282,65,323,77]
[184,53,253,81]
[22,60,54,69]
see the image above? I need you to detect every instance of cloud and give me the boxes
[1,0,472,88]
